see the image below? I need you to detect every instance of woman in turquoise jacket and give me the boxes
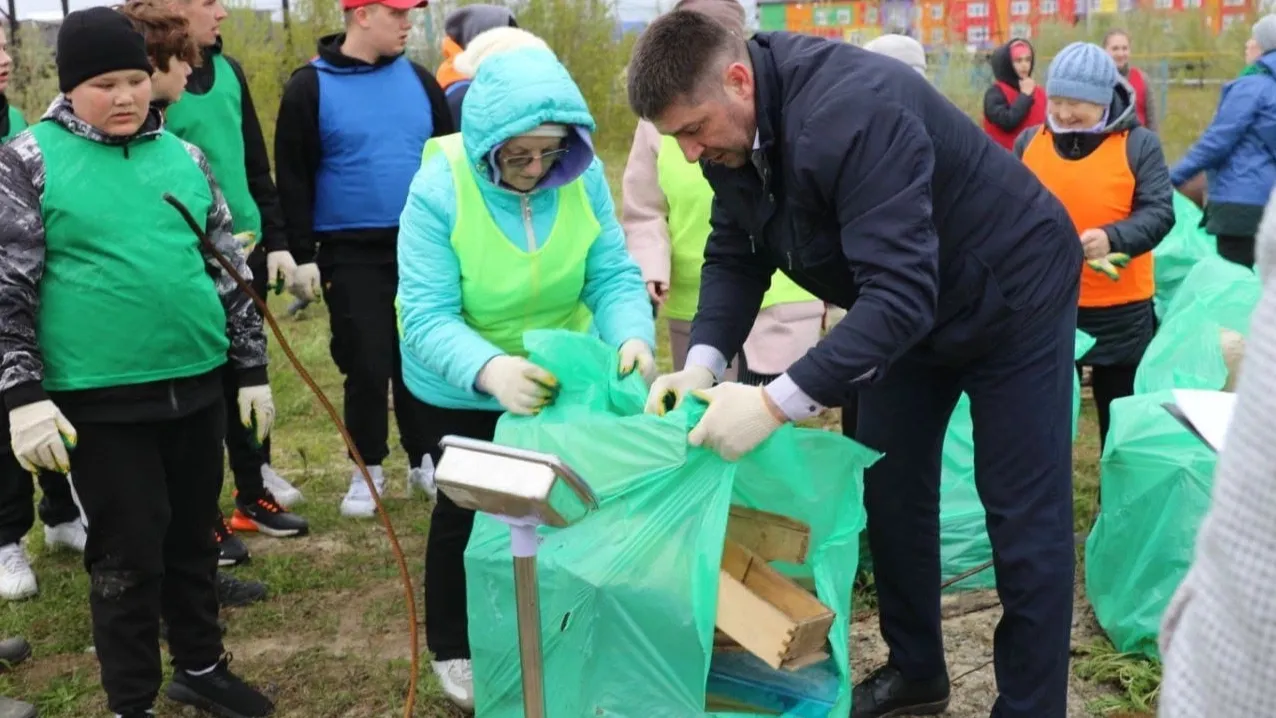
[396,45,655,712]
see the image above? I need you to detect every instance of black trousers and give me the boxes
[320,261,430,468]
[1217,234,1255,269]
[69,400,226,714]
[420,401,502,661]
[1081,363,1137,452]
[0,456,79,546]
[224,247,269,500]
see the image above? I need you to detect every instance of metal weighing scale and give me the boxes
[434,435,601,718]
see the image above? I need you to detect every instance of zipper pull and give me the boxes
[788,252,793,271]
[749,234,755,253]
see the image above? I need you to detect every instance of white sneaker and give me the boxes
[409,456,437,502]
[431,658,474,712]
[44,520,86,553]
[0,544,37,600]
[340,465,386,518]
[261,464,303,508]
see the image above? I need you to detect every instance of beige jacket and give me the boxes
[620,119,823,375]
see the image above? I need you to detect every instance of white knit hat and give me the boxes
[453,27,553,78]
[864,34,927,76]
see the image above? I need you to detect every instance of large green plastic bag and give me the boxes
[1134,256,1260,394]
[1153,191,1218,318]
[938,330,1096,591]
[1083,391,1217,658]
[464,330,881,718]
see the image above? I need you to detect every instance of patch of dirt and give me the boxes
[242,534,354,560]
[851,587,1117,717]
[11,650,98,685]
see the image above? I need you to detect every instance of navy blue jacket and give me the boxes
[691,32,1082,408]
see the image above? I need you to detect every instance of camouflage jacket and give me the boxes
[0,97,268,413]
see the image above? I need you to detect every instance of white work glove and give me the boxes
[289,262,321,302]
[687,383,786,462]
[476,355,559,416]
[643,365,716,416]
[617,339,656,384]
[9,400,77,473]
[265,251,298,295]
[237,384,276,446]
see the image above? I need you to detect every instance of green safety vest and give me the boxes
[163,53,261,237]
[655,135,815,321]
[431,133,595,356]
[31,122,229,391]
[3,106,27,142]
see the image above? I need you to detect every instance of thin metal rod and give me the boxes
[513,555,547,718]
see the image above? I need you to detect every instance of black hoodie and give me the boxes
[983,38,1043,135]
[273,34,453,267]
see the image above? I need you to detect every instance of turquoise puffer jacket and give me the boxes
[396,47,654,411]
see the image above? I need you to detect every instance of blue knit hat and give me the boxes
[1046,42,1117,106]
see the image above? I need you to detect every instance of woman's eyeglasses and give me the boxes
[501,147,569,170]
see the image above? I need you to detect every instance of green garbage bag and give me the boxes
[1152,191,1218,319]
[1083,391,1217,658]
[465,330,881,718]
[938,330,1096,591]
[1134,256,1260,394]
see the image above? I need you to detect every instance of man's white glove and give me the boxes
[289,262,322,302]
[687,383,786,462]
[266,251,298,295]
[9,400,76,473]
[477,355,559,416]
[617,339,656,384]
[237,384,275,446]
[643,365,715,416]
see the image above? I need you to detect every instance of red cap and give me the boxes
[341,0,427,10]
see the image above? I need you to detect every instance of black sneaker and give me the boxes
[217,572,268,608]
[0,637,31,668]
[215,514,250,567]
[852,664,950,718]
[166,654,274,717]
[230,492,310,538]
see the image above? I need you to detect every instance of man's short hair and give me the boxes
[672,0,746,33]
[627,10,745,120]
[117,0,202,72]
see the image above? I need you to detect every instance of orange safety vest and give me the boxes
[1022,128,1153,308]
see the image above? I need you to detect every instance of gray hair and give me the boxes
[627,10,747,120]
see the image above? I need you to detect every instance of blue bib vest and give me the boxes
[311,55,433,231]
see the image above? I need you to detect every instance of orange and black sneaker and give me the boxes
[214,513,250,567]
[230,491,310,539]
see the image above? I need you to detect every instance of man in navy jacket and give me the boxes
[629,14,1081,718]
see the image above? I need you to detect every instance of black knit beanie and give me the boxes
[56,7,153,93]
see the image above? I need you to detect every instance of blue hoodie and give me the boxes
[397,48,655,411]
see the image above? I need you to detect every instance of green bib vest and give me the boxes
[655,135,814,321]
[31,122,230,391]
[3,106,27,142]
[431,133,596,356]
[163,53,261,237]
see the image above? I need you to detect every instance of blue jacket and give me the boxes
[1171,52,1276,208]
[691,32,1081,409]
[397,48,654,411]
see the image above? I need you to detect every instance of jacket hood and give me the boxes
[444,4,517,47]
[990,38,1035,85]
[1258,50,1276,76]
[1099,76,1139,133]
[313,33,403,73]
[460,47,596,194]
[42,95,165,146]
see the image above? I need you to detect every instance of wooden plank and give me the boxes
[726,506,812,564]
[715,570,794,669]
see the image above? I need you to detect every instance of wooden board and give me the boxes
[726,506,812,565]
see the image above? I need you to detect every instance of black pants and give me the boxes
[321,261,430,468]
[224,247,270,499]
[1082,363,1137,452]
[1217,234,1255,269]
[420,401,502,661]
[69,400,226,714]
[0,457,79,546]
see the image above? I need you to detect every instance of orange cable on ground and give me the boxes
[162,194,420,718]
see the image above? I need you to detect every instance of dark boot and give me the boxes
[0,638,30,668]
[166,655,274,717]
[217,573,268,608]
[852,664,950,718]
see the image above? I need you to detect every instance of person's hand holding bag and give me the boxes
[643,365,715,415]
[237,384,276,446]
[617,338,656,384]
[9,400,77,473]
[477,355,560,415]
[687,383,787,461]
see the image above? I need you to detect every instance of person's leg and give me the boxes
[962,306,1077,718]
[224,249,271,502]
[852,357,962,716]
[1089,363,1138,452]
[1216,234,1256,269]
[67,420,169,716]
[0,455,37,600]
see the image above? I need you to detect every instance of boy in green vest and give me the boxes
[0,26,25,142]
[166,0,309,559]
[0,9,275,716]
